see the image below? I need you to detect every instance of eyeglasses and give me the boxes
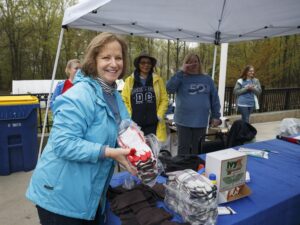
[139,61,152,65]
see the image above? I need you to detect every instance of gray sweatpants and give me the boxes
[176,124,206,155]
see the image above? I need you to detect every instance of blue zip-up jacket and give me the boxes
[166,71,221,128]
[26,70,130,220]
[50,81,65,109]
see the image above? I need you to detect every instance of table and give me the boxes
[217,138,300,225]
[165,117,228,155]
[106,137,300,225]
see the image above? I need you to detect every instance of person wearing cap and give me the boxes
[122,52,169,142]
[167,53,221,155]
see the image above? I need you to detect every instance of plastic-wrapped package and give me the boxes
[164,169,218,225]
[118,120,162,186]
[238,147,269,159]
[279,118,300,136]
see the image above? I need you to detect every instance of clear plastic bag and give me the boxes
[164,169,218,225]
[238,147,269,159]
[122,175,137,190]
[279,118,300,136]
[118,120,163,186]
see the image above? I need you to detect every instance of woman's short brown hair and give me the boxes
[81,32,128,79]
[182,53,204,74]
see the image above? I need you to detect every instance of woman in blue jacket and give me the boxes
[26,33,136,225]
[167,53,221,155]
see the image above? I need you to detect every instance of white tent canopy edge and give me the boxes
[62,0,300,44]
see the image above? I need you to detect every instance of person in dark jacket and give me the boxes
[122,52,169,142]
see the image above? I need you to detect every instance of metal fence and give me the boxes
[223,87,300,116]
[15,87,300,133]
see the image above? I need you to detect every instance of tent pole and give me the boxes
[176,39,179,70]
[38,28,65,158]
[218,43,228,118]
[207,44,218,134]
[167,40,170,80]
[211,45,218,81]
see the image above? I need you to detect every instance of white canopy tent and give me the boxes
[60,0,300,115]
[39,0,300,155]
[62,0,300,43]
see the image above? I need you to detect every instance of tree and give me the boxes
[0,0,299,93]
[0,0,31,81]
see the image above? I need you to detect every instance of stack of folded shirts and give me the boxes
[165,169,218,225]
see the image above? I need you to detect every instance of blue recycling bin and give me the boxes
[0,96,40,175]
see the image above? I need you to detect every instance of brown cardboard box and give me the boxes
[218,184,251,203]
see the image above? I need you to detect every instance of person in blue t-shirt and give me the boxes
[233,65,262,123]
[166,53,221,155]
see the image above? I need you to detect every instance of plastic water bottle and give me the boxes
[209,173,217,186]
[207,173,218,225]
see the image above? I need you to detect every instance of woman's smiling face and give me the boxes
[247,67,255,78]
[138,57,152,76]
[96,40,123,84]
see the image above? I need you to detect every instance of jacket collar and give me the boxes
[130,72,160,83]
[73,70,119,100]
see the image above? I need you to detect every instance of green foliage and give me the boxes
[0,0,299,92]
[227,37,300,88]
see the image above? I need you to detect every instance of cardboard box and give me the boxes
[218,184,251,203]
[205,148,251,203]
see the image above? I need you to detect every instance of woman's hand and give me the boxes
[246,84,255,91]
[105,147,137,175]
[211,118,222,127]
[182,63,198,74]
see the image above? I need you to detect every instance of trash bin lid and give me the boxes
[0,95,39,106]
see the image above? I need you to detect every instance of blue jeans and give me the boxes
[238,106,254,123]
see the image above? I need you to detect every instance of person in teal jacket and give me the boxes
[26,33,136,225]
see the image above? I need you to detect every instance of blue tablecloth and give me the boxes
[106,138,300,225]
